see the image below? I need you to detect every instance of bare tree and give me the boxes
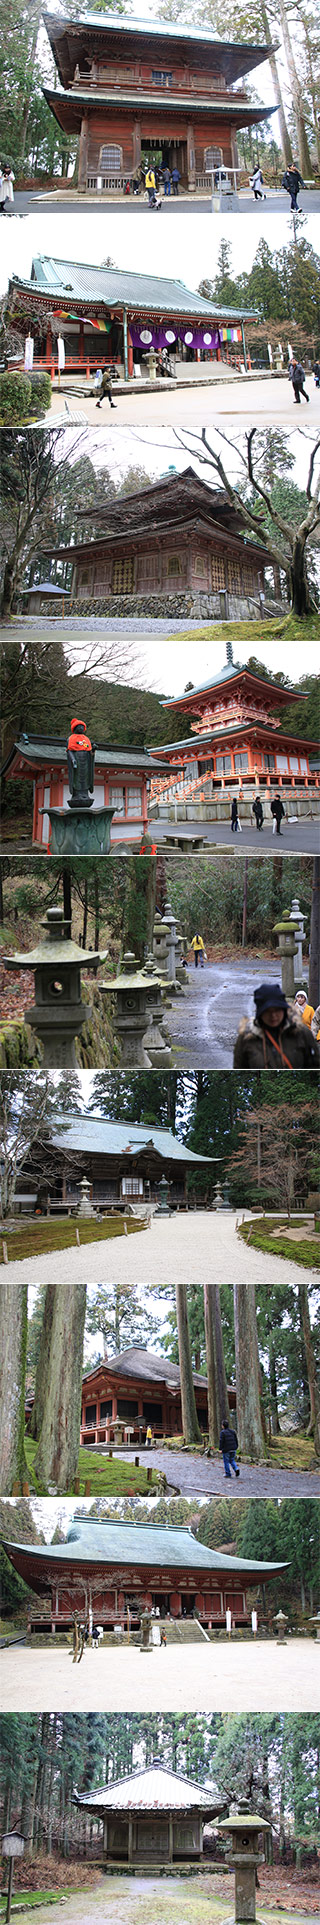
[230,1101,316,1219]
[173,425,320,617]
[0,1073,51,1219]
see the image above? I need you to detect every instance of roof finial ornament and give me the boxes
[226,639,233,666]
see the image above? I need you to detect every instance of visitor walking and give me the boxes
[233,982,320,1067]
[282,162,305,210]
[96,366,117,409]
[271,793,285,834]
[314,361,320,388]
[219,1419,240,1479]
[191,932,205,968]
[163,165,171,196]
[250,166,266,201]
[171,165,180,195]
[252,795,264,830]
[0,165,14,212]
[231,797,239,832]
[146,167,157,206]
[288,358,309,403]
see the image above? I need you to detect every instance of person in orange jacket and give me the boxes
[294,990,314,1028]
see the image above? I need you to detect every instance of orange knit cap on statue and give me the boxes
[68,718,92,751]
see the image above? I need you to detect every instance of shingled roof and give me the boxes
[83,1344,208,1391]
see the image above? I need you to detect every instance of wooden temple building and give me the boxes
[79,1346,236,1446]
[42,12,276,192]
[40,470,270,621]
[1,733,165,849]
[73,1760,222,1864]
[151,642,319,800]
[7,257,258,379]
[2,1517,286,1631]
[18,1114,216,1213]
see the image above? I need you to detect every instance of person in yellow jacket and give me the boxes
[191,932,205,970]
[295,990,314,1028]
[146,168,156,206]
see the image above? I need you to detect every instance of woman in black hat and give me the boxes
[233,982,320,1067]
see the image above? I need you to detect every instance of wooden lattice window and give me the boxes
[100,144,122,171]
[168,554,182,577]
[127,787,142,813]
[205,147,222,170]
[227,558,241,595]
[112,557,134,594]
[137,554,158,582]
[211,554,225,590]
[194,554,206,577]
[242,562,256,594]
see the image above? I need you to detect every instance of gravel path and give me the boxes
[168,957,281,1068]
[112,1445,320,1500]
[1,1639,317,1714]
[3,1880,316,1925]
[4,1213,315,1287]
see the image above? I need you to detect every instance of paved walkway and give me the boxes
[1,1640,317,1713]
[46,372,319,430]
[4,1212,314,1286]
[13,187,320,216]
[112,1444,320,1500]
[168,956,282,1068]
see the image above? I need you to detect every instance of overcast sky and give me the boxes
[2,207,319,302]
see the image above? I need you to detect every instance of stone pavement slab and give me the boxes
[1,1639,317,1714]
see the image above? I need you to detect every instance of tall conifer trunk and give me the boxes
[234,1284,266,1460]
[34,1285,87,1491]
[204,1285,230,1445]
[175,1286,202,1443]
[29,1285,55,1440]
[0,1284,29,1490]
[298,1286,320,1455]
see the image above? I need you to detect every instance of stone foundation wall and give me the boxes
[32,590,264,621]
[154,795,320,821]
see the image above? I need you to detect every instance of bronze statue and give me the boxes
[67,717,95,809]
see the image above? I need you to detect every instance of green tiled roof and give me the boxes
[48,1115,214,1164]
[13,256,258,323]
[4,1519,287,1576]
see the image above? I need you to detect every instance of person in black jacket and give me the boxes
[219,1419,240,1479]
[282,163,305,209]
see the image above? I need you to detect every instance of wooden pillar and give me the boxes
[78,115,89,191]
[123,307,128,380]
[128,1819,133,1864]
[112,1394,117,1419]
[187,124,196,190]
[103,1817,108,1858]
[128,327,134,377]
[46,322,52,368]
[133,120,141,170]
[79,319,84,363]
[169,1817,174,1863]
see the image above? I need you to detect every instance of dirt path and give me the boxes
[168,958,284,1068]
[1,1640,317,1715]
[112,1444,320,1500]
[6,1877,318,1925]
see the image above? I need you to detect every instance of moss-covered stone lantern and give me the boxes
[4,906,107,1067]
[272,917,299,1000]
[100,953,152,1066]
[218,1803,271,1921]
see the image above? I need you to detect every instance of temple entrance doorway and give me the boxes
[152,1593,170,1616]
[181,1594,196,1616]
[141,138,188,184]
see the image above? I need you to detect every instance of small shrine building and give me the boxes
[2,732,164,848]
[7,257,258,379]
[79,1344,236,1446]
[42,13,276,193]
[73,1759,222,1863]
[40,470,270,621]
[3,1517,287,1631]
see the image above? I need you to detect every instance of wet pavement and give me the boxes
[111,1444,320,1500]
[167,956,281,1067]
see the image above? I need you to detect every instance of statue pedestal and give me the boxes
[42,805,115,856]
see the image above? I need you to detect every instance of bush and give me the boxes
[29,371,52,416]
[0,370,32,422]
[0,369,51,424]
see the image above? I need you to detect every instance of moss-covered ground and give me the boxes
[24,1436,160,1496]
[0,1215,145,1263]
[0,1895,66,1914]
[2,1871,319,1921]
[172,611,320,645]
[238,1216,320,1272]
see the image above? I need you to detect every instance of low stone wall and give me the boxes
[156,795,320,821]
[32,590,265,621]
[0,1020,41,1068]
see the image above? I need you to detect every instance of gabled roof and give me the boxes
[3,1517,288,1575]
[10,257,258,324]
[83,1345,208,1392]
[73,1759,219,1813]
[45,1115,214,1165]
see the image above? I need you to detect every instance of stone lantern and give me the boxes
[42,718,115,855]
[218,1803,271,1922]
[77,1176,95,1219]
[4,906,108,1067]
[2,1832,25,1922]
[309,1612,320,1640]
[100,953,152,1066]
[153,910,172,987]
[273,1609,288,1643]
[163,899,183,991]
[213,1181,224,1210]
[272,917,299,1000]
[289,896,306,980]
[142,955,173,1067]
[140,1608,154,1651]
[155,1173,171,1215]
